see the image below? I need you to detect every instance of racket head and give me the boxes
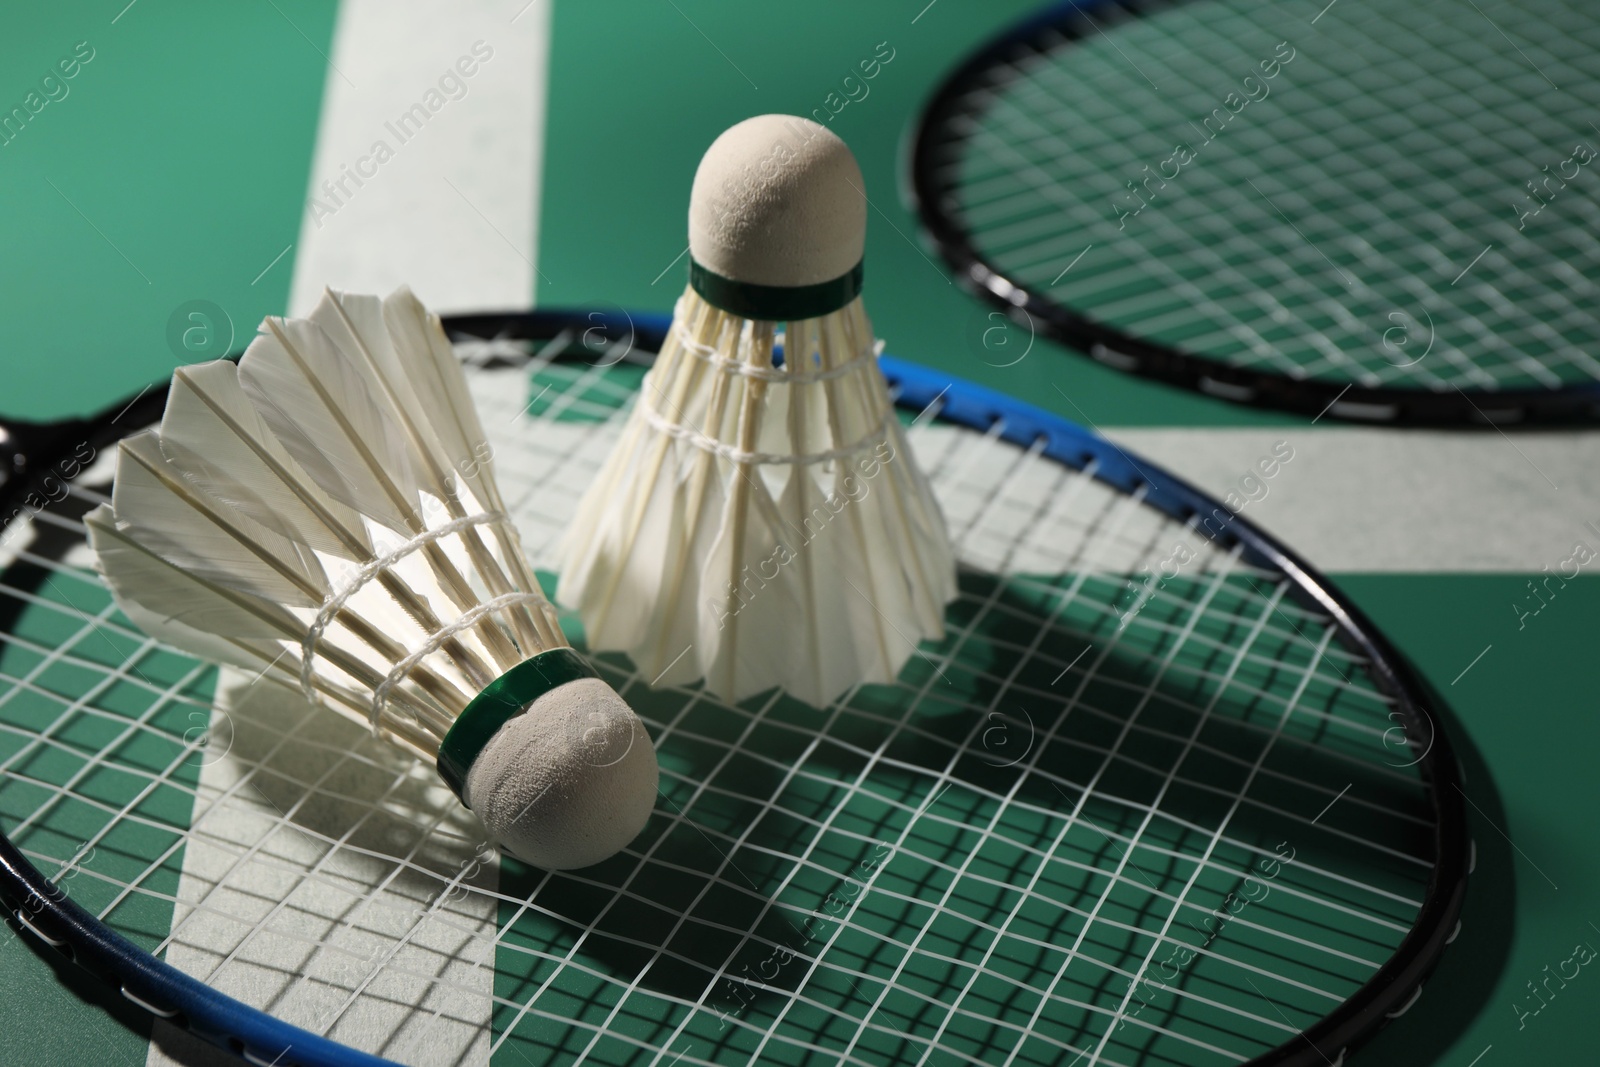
[909,0,1600,424]
[0,308,1467,1066]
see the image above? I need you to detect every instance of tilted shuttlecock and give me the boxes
[86,287,658,870]
[559,115,957,706]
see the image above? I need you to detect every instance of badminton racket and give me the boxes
[908,0,1600,423]
[0,307,1467,1065]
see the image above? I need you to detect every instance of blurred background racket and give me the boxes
[908,0,1600,424]
[0,309,1468,1065]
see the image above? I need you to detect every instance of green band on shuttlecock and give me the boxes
[689,257,863,321]
[436,647,598,803]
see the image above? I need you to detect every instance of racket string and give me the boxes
[932,0,1600,392]
[3,537,1414,1055]
[9,630,1424,960]
[470,374,1427,1049]
[1079,610,1333,1064]
[731,423,1123,1067]
[0,336,1443,1066]
[0,563,1427,1062]
[506,391,1069,1062]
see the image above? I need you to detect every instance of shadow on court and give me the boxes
[0,492,1513,1065]
[487,568,1511,1064]
[1337,689,1515,1067]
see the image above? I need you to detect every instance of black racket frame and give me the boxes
[906,0,1600,425]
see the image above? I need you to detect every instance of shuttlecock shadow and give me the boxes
[492,674,794,1047]
[178,676,502,1065]
[207,672,496,882]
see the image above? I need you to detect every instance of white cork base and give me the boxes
[464,678,658,871]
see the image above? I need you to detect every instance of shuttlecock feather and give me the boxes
[559,115,957,706]
[88,287,658,871]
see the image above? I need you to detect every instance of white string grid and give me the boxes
[933,0,1600,391]
[0,334,1439,1066]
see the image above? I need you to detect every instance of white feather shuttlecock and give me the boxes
[559,115,957,707]
[86,287,658,871]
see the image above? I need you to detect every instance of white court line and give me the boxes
[149,4,552,1065]
[1106,427,1600,572]
[286,0,549,316]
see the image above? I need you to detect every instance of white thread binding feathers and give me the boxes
[558,116,958,707]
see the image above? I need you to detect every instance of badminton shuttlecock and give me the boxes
[86,287,658,871]
[559,115,957,706]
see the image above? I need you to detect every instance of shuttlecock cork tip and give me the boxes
[689,114,866,308]
[462,675,658,870]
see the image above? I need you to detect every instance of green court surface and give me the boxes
[1,2,1596,1065]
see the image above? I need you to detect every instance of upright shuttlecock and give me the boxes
[87,287,658,871]
[559,115,957,706]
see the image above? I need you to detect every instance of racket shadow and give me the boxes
[1340,690,1514,1066]
[923,571,1457,1056]
[487,567,1457,1063]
